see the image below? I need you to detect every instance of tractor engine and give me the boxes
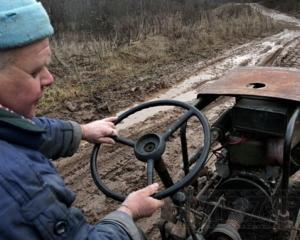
[160,97,300,240]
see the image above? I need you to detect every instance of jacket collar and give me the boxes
[0,108,45,133]
[0,107,45,149]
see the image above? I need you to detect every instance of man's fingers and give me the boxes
[139,183,159,196]
[104,117,118,123]
[98,137,115,145]
[107,122,116,128]
[154,199,164,208]
[109,129,118,136]
[103,128,117,136]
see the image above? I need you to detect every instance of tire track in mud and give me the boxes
[272,39,300,68]
[257,36,300,66]
[55,4,300,239]
[113,30,300,131]
[161,30,300,103]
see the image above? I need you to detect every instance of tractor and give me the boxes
[91,67,300,240]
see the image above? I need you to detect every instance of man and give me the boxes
[0,1,163,239]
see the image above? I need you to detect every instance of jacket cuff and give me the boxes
[99,211,144,240]
[68,120,82,155]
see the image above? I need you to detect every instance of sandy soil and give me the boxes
[52,4,300,239]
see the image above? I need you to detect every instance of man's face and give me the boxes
[0,38,54,119]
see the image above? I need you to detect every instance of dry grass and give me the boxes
[38,4,288,115]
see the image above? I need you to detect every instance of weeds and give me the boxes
[38,4,288,115]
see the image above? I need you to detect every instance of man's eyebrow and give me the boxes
[31,56,51,74]
[42,53,52,67]
[47,56,52,65]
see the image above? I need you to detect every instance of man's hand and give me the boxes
[80,117,118,144]
[118,183,164,220]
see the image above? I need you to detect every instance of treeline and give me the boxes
[262,0,300,13]
[41,0,210,38]
[41,0,253,44]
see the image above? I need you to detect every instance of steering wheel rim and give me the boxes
[91,99,211,202]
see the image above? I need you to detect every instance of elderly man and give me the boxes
[0,1,163,239]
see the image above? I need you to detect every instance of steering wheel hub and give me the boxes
[134,133,165,162]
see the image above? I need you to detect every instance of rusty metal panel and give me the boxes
[197,67,300,102]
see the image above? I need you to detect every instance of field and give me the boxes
[38,3,287,122]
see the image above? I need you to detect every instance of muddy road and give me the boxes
[54,4,300,239]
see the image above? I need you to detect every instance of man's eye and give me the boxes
[31,68,41,78]
[31,72,38,78]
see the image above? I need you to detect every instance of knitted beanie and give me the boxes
[0,0,54,49]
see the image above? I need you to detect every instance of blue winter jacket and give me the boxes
[0,108,143,240]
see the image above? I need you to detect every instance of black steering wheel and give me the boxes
[91,99,211,202]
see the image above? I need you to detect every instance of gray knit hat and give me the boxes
[0,0,54,49]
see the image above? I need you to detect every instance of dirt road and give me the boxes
[54,3,300,239]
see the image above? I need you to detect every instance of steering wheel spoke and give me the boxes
[180,123,190,175]
[147,159,155,185]
[154,158,174,189]
[113,136,136,148]
[162,109,194,141]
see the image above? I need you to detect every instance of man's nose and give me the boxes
[40,67,54,86]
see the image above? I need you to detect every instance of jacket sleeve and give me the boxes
[88,211,145,240]
[32,117,82,160]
